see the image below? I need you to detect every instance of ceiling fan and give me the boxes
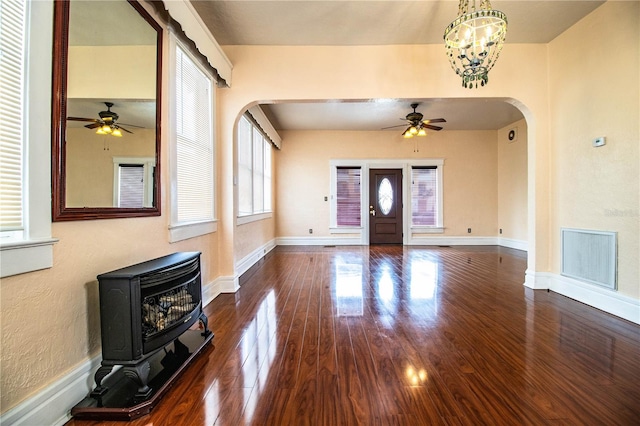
[382,103,446,138]
[67,102,142,137]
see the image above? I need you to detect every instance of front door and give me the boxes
[369,169,403,244]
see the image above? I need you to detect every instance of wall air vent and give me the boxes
[561,228,617,290]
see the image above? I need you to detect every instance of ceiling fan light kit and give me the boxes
[389,103,446,139]
[67,101,139,138]
[444,0,507,88]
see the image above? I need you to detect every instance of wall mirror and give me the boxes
[52,0,162,221]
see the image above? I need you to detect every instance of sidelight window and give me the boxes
[411,166,440,227]
[336,167,362,226]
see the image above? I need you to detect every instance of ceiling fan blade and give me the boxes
[117,122,145,129]
[382,123,410,130]
[423,124,443,131]
[84,122,101,129]
[68,117,98,122]
[423,118,446,124]
[118,126,134,134]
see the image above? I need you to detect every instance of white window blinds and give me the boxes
[0,0,26,233]
[175,45,214,223]
[411,167,438,226]
[237,114,273,217]
[118,165,144,208]
[336,167,361,227]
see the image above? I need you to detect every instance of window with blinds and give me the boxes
[175,45,214,223]
[118,165,144,208]
[411,166,438,226]
[237,114,273,217]
[0,0,26,237]
[336,167,361,227]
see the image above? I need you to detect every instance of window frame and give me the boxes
[410,163,444,232]
[0,0,57,278]
[236,114,274,225]
[112,157,156,208]
[168,35,217,243]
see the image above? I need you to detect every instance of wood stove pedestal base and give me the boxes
[71,329,213,421]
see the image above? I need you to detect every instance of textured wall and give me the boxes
[548,1,639,299]
[498,118,528,242]
[274,129,499,239]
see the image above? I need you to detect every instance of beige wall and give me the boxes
[220,42,551,275]
[275,129,498,238]
[68,46,156,100]
[548,1,639,299]
[66,128,156,207]
[498,119,528,242]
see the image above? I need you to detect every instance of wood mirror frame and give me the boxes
[52,0,162,221]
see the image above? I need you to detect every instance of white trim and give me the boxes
[0,238,58,278]
[112,156,156,208]
[277,236,365,246]
[168,34,217,238]
[237,212,272,225]
[408,236,498,246]
[0,0,55,278]
[202,276,239,305]
[248,105,281,149]
[523,271,640,325]
[162,0,233,85]
[411,227,445,234]
[498,237,528,251]
[235,239,277,277]
[330,226,363,234]
[169,220,217,243]
[0,354,101,426]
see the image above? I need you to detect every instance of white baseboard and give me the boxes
[498,237,528,251]
[408,236,498,246]
[235,239,276,277]
[202,275,239,306]
[0,354,101,426]
[524,270,639,325]
[276,236,362,246]
[277,235,526,248]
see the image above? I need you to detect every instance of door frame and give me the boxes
[368,168,404,244]
[330,158,444,246]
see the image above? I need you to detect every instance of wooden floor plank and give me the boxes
[66,246,640,426]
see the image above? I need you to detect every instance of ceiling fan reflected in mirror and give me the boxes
[382,103,446,138]
[67,102,142,137]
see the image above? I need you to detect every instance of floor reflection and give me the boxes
[241,290,277,423]
[334,254,364,316]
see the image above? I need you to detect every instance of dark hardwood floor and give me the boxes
[67,245,640,425]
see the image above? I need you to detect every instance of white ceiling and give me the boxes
[188,0,604,131]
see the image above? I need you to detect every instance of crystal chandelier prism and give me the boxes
[444,0,507,88]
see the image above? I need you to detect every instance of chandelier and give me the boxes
[444,0,507,88]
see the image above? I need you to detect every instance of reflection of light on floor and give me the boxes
[335,255,364,316]
[410,259,437,300]
[203,379,220,425]
[240,290,277,422]
[406,365,428,386]
[377,262,395,303]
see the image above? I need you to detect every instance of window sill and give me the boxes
[169,220,217,243]
[330,226,363,234]
[411,227,445,234]
[237,212,272,225]
[0,238,59,278]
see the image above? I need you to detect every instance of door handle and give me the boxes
[369,205,376,216]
